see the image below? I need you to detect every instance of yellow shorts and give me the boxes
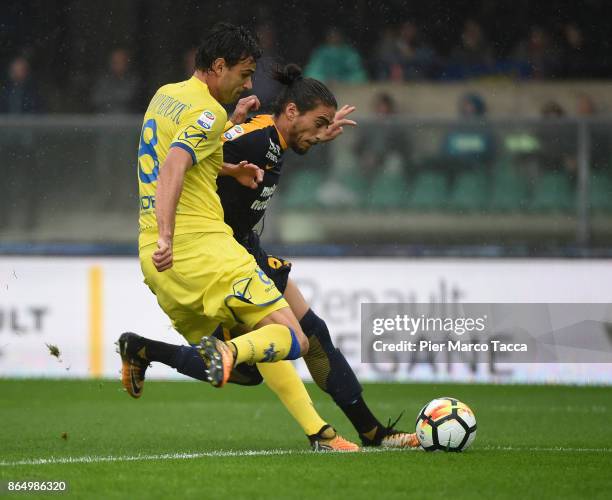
[139,232,288,345]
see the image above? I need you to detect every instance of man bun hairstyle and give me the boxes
[272,63,303,85]
[195,22,262,71]
[271,63,337,115]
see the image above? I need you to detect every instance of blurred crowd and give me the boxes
[280,88,612,215]
[307,20,596,83]
[2,5,611,232]
[0,17,610,115]
[0,48,141,115]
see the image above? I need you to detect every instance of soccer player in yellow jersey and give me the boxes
[119,23,358,451]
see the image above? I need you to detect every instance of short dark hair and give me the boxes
[271,63,337,115]
[195,23,262,71]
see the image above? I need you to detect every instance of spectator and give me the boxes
[372,22,437,81]
[371,27,400,80]
[575,94,610,172]
[538,100,576,176]
[249,24,283,112]
[355,92,411,179]
[318,92,408,207]
[395,21,437,79]
[576,94,596,116]
[512,26,560,79]
[91,48,139,209]
[304,28,367,84]
[0,55,43,231]
[0,55,42,113]
[91,48,139,113]
[558,23,589,78]
[444,94,493,160]
[540,100,565,118]
[439,93,495,173]
[447,20,494,77]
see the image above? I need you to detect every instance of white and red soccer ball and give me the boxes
[415,397,477,452]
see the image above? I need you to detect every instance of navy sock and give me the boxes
[142,338,179,365]
[340,397,383,436]
[299,309,383,434]
[169,345,210,382]
[143,338,210,382]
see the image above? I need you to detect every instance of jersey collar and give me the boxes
[250,114,288,151]
[190,75,210,94]
[269,117,288,150]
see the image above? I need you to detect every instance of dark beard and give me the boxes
[291,144,308,155]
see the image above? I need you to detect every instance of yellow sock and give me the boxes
[229,324,298,365]
[257,361,326,436]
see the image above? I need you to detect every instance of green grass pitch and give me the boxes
[1,379,610,499]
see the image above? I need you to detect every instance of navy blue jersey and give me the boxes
[218,114,287,240]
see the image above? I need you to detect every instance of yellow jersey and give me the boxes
[137,76,232,248]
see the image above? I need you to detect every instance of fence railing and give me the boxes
[0,115,610,255]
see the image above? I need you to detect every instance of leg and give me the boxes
[119,308,306,392]
[258,360,325,435]
[237,234,416,446]
[257,361,358,451]
[284,279,417,447]
[227,305,309,365]
[134,233,309,389]
[117,327,264,399]
[283,280,378,432]
[119,328,359,451]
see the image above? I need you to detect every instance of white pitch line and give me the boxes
[0,449,300,467]
[0,448,397,467]
[0,445,610,467]
[481,445,612,453]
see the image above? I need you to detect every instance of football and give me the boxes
[415,397,477,452]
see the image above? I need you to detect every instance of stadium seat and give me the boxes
[490,169,530,212]
[447,170,489,211]
[408,171,448,211]
[530,171,574,212]
[283,170,324,209]
[317,167,368,208]
[368,169,411,209]
[343,171,369,199]
[589,172,612,213]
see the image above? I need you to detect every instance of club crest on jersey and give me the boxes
[262,343,280,362]
[197,110,216,130]
[232,277,252,301]
[223,125,244,141]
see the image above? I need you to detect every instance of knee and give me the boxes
[299,309,334,354]
[282,324,308,360]
[296,330,309,356]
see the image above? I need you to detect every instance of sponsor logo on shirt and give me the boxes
[197,110,216,130]
[266,139,282,163]
[223,125,244,141]
[268,138,281,155]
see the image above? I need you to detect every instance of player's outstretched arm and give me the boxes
[219,161,263,189]
[317,104,358,143]
[152,147,192,272]
[230,95,261,125]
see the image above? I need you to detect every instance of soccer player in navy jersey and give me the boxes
[216,64,418,449]
[123,59,418,449]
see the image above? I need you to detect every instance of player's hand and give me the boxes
[317,105,358,143]
[231,95,261,124]
[230,160,264,189]
[152,237,173,272]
